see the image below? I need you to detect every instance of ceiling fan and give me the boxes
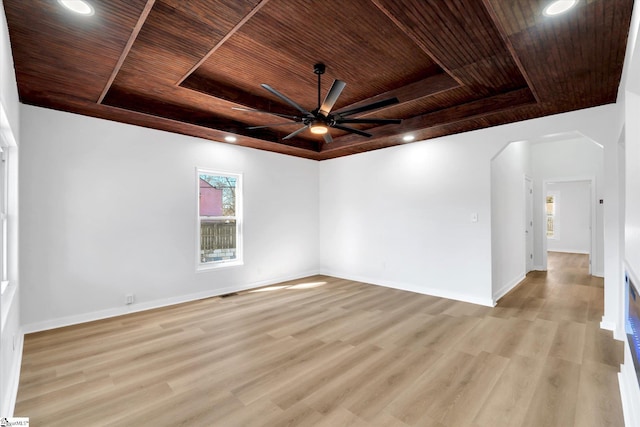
[233,63,401,143]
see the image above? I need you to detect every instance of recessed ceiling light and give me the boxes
[402,135,415,142]
[58,0,95,16]
[224,135,237,143]
[543,0,578,17]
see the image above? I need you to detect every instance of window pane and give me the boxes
[546,195,555,238]
[546,195,554,215]
[199,174,236,216]
[200,219,237,263]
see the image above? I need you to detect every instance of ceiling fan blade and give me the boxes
[261,84,311,115]
[323,133,333,144]
[247,122,298,130]
[319,79,346,116]
[336,118,402,125]
[282,125,308,140]
[332,124,373,138]
[336,97,399,117]
[232,107,300,120]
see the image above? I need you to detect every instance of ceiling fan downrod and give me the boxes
[313,63,326,114]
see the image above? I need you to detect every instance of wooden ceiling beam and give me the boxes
[481,0,541,102]
[323,87,537,152]
[97,0,156,104]
[334,72,459,117]
[176,0,271,86]
[101,85,320,152]
[370,0,464,86]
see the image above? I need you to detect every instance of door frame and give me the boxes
[541,176,596,274]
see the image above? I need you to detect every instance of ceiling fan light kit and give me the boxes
[239,63,402,143]
[309,121,329,135]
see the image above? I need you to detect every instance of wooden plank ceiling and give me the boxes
[3,0,634,160]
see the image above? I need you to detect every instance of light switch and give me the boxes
[471,213,478,222]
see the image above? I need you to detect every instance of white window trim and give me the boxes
[0,102,17,328]
[0,144,8,294]
[196,168,243,271]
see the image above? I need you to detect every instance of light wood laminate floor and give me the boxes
[15,252,624,426]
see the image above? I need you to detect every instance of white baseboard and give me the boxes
[319,270,495,307]
[619,342,640,427]
[22,270,320,334]
[547,249,590,254]
[533,265,546,271]
[2,330,24,417]
[493,274,525,304]
[599,317,624,340]
[600,319,618,334]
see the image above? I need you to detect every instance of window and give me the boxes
[197,170,242,268]
[546,193,557,239]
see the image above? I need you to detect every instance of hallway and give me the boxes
[489,251,624,426]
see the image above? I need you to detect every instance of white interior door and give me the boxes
[525,176,534,273]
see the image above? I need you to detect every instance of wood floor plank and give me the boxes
[473,354,546,427]
[386,350,476,424]
[302,346,403,416]
[430,351,510,426]
[583,320,625,367]
[257,401,324,427]
[548,320,586,364]
[209,396,283,427]
[14,253,625,425]
[269,344,382,410]
[513,317,558,359]
[231,340,356,406]
[346,347,443,421]
[522,356,582,427]
[573,361,625,427]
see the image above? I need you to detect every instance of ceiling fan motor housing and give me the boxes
[313,63,326,75]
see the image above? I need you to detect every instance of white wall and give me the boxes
[0,0,22,416]
[625,102,640,281]
[547,181,592,254]
[622,89,640,427]
[616,1,640,425]
[491,140,531,301]
[19,106,319,331]
[319,104,620,307]
[531,137,604,275]
[320,137,495,305]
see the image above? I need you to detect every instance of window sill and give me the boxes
[197,260,244,272]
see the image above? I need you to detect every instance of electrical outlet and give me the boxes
[125,294,135,305]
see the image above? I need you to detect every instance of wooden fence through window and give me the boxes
[201,221,236,251]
